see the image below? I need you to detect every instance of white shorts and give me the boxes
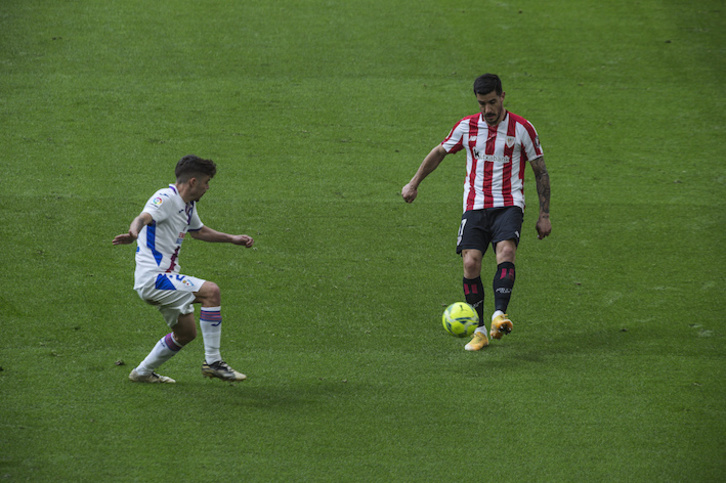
[135,273,207,328]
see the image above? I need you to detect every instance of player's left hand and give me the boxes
[536,216,551,240]
[232,235,254,248]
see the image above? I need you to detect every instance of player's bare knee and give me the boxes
[196,281,221,306]
[495,244,517,264]
[208,282,221,305]
[463,261,482,278]
[462,250,483,277]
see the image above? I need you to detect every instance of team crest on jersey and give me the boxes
[152,196,164,206]
[506,136,516,148]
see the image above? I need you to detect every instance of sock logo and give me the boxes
[201,309,222,327]
[500,268,515,280]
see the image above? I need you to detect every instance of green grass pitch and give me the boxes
[1,0,724,481]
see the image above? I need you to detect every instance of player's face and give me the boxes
[190,175,211,201]
[476,91,506,126]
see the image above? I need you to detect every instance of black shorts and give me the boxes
[456,207,523,255]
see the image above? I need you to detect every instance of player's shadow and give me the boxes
[205,377,364,411]
[467,321,652,369]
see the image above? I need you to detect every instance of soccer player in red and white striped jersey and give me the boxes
[402,74,551,351]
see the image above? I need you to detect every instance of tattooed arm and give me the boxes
[530,156,551,239]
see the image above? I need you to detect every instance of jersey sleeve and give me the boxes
[441,119,466,154]
[188,205,203,232]
[142,190,174,223]
[519,120,543,161]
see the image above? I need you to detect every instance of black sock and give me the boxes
[493,262,516,313]
[463,277,485,326]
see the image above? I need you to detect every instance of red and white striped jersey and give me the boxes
[441,111,543,212]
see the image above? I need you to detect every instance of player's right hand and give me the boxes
[401,183,418,203]
[112,232,137,245]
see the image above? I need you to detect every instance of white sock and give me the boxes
[200,306,222,364]
[135,333,183,376]
[492,310,504,321]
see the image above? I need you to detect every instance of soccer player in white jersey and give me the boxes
[402,74,551,351]
[113,155,255,382]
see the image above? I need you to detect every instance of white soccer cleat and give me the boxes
[129,369,176,383]
[201,361,247,382]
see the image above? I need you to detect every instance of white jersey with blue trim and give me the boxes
[133,184,203,288]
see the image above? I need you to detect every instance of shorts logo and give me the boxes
[152,197,164,206]
[176,275,195,288]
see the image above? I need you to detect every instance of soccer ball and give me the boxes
[442,302,479,338]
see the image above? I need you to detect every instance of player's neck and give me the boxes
[175,182,194,203]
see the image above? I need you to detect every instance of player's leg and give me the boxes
[194,281,222,365]
[489,208,523,340]
[129,275,199,383]
[458,211,488,324]
[129,331,181,383]
[172,312,197,344]
[130,307,194,384]
[493,239,517,313]
[457,210,491,351]
[462,249,485,323]
[463,252,490,351]
[489,239,516,339]
[194,281,247,382]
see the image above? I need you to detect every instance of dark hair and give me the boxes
[473,74,503,96]
[175,155,217,182]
